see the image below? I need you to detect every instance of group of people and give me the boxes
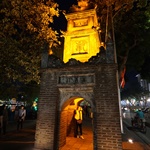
[0,104,26,135]
[1,103,84,138]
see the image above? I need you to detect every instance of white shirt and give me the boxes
[19,108,26,120]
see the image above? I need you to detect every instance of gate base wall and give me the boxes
[34,64,122,150]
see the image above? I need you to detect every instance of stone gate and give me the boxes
[34,61,122,150]
[34,1,122,150]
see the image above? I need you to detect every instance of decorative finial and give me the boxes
[77,0,89,7]
[70,0,93,12]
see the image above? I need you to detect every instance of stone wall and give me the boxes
[34,71,59,150]
[34,63,122,150]
[93,65,122,149]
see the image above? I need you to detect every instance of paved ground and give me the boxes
[0,116,150,150]
[0,120,36,150]
[60,117,150,150]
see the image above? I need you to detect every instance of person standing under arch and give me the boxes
[74,106,84,139]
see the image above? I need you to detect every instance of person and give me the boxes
[2,104,8,135]
[17,105,26,131]
[74,106,84,139]
[14,106,19,121]
[135,108,145,127]
[0,105,3,134]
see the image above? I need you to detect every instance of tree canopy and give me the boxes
[113,1,150,80]
[0,0,60,84]
[0,0,60,98]
[91,0,150,79]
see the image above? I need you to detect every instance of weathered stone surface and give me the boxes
[34,64,122,150]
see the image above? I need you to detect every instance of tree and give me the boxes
[0,0,61,98]
[114,2,150,81]
[92,0,150,81]
[0,0,60,84]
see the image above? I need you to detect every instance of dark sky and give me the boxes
[53,0,77,31]
[55,0,77,11]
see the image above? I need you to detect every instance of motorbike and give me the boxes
[131,116,147,133]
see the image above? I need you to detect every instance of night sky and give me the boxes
[56,0,77,11]
[53,0,77,31]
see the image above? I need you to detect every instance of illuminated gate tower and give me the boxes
[34,1,123,150]
[63,1,101,63]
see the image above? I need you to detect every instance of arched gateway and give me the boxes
[34,1,122,150]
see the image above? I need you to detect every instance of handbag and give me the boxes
[77,119,82,124]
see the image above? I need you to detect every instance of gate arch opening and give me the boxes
[59,96,94,149]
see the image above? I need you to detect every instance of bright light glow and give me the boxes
[128,139,133,144]
[131,99,135,104]
[126,100,129,104]
[140,101,143,105]
[135,74,140,77]
[147,98,150,102]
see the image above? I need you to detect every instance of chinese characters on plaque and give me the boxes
[58,74,94,85]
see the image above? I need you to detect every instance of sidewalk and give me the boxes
[60,117,150,150]
[5,119,36,133]
[122,111,150,150]
[122,119,150,150]
[0,118,150,150]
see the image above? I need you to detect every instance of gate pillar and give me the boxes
[34,71,59,150]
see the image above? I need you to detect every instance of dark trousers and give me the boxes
[76,122,82,136]
[17,119,23,130]
[3,121,7,134]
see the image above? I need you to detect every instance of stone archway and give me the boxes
[59,87,94,111]
[58,88,94,148]
[34,64,123,150]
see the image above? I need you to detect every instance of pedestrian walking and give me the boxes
[17,105,26,130]
[74,106,84,139]
[2,104,8,134]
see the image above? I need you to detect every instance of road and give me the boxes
[122,109,150,149]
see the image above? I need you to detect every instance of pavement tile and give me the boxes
[0,116,150,150]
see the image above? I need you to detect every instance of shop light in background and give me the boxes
[32,97,38,111]
[128,139,133,144]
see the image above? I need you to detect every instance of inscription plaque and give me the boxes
[58,74,94,85]
[71,36,89,55]
[73,18,88,27]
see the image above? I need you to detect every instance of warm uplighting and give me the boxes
[63,9,101,63]
[49,49,53,55]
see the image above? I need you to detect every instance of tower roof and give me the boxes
[69,0,94,12]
